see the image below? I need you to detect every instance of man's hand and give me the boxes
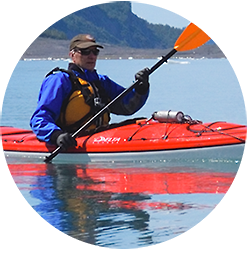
[56,133,77,150]
[135,67,150,95]
[53,132,77,151]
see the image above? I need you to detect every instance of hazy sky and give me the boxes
[132,1,250,39]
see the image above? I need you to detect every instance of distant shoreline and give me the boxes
[21,37,225,60]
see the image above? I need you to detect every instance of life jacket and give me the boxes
[45,67,111,133]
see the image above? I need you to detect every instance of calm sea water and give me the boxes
[1,58,247,249]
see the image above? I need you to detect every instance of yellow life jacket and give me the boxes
[46,67,110,133]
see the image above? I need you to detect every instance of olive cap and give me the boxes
[70,34,104,50]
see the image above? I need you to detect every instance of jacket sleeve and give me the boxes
[99,75,149,115]
[30,72,72,143]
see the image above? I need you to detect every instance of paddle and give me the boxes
[44,23,210,163]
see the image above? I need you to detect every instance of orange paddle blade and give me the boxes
[174,23,211,51]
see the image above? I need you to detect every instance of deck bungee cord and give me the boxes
[124,111,245,143]
[187,122,245,143]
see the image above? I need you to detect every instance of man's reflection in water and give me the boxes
[31,164,150,246]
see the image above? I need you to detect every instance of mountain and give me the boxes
[207,39,250,45]
[40,1,183,49]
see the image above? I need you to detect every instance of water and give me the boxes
[1,58,246,249]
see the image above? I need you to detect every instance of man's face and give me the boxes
[70,46,99,71]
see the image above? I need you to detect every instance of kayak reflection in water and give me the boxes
[30,34,150,150]
[8,163,236,247]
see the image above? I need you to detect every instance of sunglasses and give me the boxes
[75,48,100,56]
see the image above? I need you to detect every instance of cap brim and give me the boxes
[76,42,104,49]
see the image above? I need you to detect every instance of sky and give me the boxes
[132,1,250,39]
[0,1,250,39]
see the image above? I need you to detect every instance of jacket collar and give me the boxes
[68,63,99,82]
[68,63,85,74]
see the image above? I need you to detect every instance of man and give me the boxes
[30,34,150,150]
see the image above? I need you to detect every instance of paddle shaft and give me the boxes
[44,49,177,162]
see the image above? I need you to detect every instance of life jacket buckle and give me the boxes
[94,97,104,108]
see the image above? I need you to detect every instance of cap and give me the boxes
[69,34,104,51]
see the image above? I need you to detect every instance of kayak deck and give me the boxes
[1,118,246,163]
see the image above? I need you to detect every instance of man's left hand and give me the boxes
[135,67,150,95]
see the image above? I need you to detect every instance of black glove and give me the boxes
[51,131,77,151]
[135,67,150,95]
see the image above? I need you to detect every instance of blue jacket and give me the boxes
[30,64,149,143]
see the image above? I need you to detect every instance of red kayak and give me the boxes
[1,112,246,163]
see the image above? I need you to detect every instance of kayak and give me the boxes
[1,112,247,164]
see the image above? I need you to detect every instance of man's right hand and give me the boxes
[56,133,77,150]
[50,131,77,151]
